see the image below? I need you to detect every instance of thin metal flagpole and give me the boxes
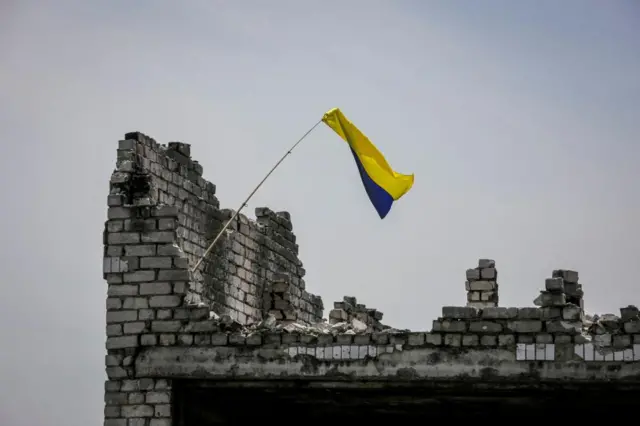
[191,118,323,273]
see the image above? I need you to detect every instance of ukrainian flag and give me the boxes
[322,108,415,219]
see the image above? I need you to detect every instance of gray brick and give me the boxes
[119,139,137,150]
[593,334,612,346]
[498,334,515,346]
[246,334,262,346]
[122,297,149,310]
[124,218,156,232]
[624,321,640,333]
[517,307,542,319]
[211,333,228,345]
[150,419,171,426]
[442,306,478,319]
[507,320,542,333]
[105,274,123,284]
[478,259,495,268]
[106,335,139,350]
[153,205,179,217]
[108,285,138,297]
[157,309,172,320]
[193,334,211,345]
[139,309,154,320]
[185,321,216,333]
[157,244,182,256]
[540,307,562,320]
[125,245,156,256]
[553,269,579,283]
[104,405,121,418]
[123,322,147,334]
[480,267,496,280]
[562,305,582,320]
[178,334,194,345]
[158,270,189,281]
[106,246,123,256]
[174,257,189,269]
[128,393,144,404]
[121,405,154,418]
[105,391,128,404]
[141,334,157,346]
[469,321,503,333]
[140,282,172,295]
[466,269,480,280]
[517,335,534,344]
[151,320,182,332]
[106,310,138,323]
[106,324,122,337]
[546,320,582,334]
[534,291,566,307]
[108,207,134,219]
[105,381,121,392]
[545,277,564,292]
[102,365,124,379]
[120,379,152,392]
[613,335,631,348]
[141,231,175,243]
[107,220,124,232]
[620,306,639,321]
[407,332,425,346]
[535,333,553,344]
[140,257,172,269]
[158,218,176,230]
[106,297,122,310]
[173,281,187,294]
[108,232,140,245]
[480,335,497,346]
[432,319,467,333]
[481,307,518,319]
[146,391,170,404]
[123,271,156,282]
[154,405,171,417]
[107,194,124,206]
[425,333,442,346]
[467,280,496,291]
[159,334,176,346]
[105,420,126,426]
[462,334,479,346]
[149,295,182,308]
[444,334,462,347]
[104,257,130,273]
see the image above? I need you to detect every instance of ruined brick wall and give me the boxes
[102,132,323,425]
[103,133,640,426]
[107,132,322,326]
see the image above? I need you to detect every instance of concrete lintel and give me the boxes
[135,346,640,383]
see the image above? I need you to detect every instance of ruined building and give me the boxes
[104,133,639,425]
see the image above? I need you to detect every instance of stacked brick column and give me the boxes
[104,171,192,425]
[466,259,499,309]
[329,296,386,331]
[534,269,584,324]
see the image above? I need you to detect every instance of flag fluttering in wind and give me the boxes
[322,107,415,219]
[193,107,416,272]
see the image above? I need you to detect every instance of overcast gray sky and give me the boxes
[1,0,639,424]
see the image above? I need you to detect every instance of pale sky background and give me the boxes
[1,0,639,425]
